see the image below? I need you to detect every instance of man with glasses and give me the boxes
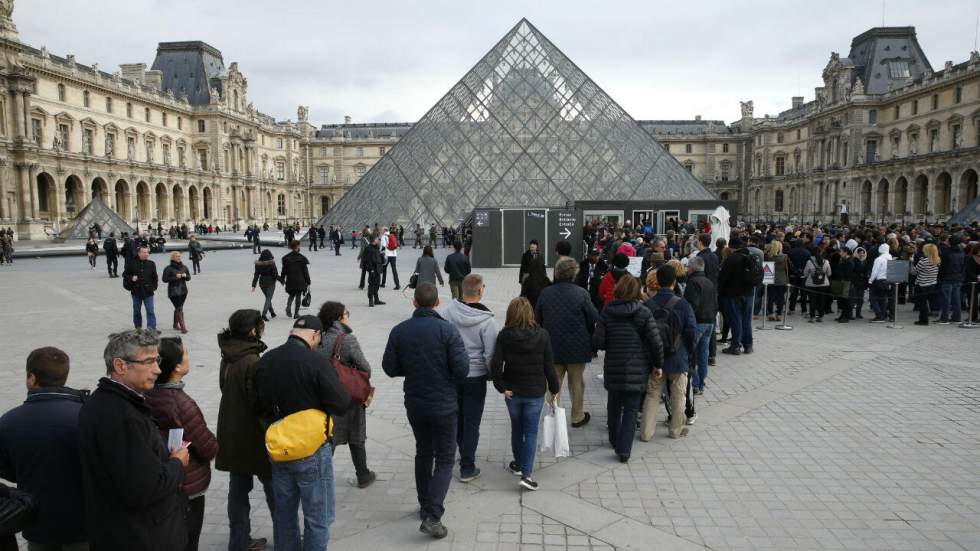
[78,329,190,550]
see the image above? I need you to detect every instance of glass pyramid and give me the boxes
[57,196,135,240]
[321,18,715,229]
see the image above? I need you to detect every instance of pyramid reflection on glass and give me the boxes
[321,18,714,229]
[57,196,135,240]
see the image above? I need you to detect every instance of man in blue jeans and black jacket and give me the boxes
[383,283,470,539]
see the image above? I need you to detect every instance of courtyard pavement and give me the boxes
[1,246,979,551]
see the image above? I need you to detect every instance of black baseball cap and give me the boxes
[292,315,323,332]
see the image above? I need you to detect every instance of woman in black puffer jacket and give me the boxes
[490,297,559,491]
[162,251,191,333]
[592,275,663,463]
[251,249,279,321]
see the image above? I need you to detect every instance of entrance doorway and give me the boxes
[632,210,653,230]
[502,209,547,266]
[687,209,714,232]
[657,210,680,234]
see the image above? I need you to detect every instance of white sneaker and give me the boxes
[686,413,697,426]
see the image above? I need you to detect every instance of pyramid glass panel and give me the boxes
[57,196,135,240]
[320,19,714,229]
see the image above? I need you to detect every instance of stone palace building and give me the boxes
[0,0,976,238]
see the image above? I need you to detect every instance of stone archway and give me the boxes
[958,169,978,208]
[203,187,213,220]
[91,177,109,204]
[188,186,200,220]
[935,172,952,214]
[35,172,56,219]
[114,180,131,220]
[136,181,151,221]
[914,174,929,215]
[895,177,909,215]
[172,184,185,222]
[65,175,84,217]
[876,178,890,216]
[154,183,168,221]
[860,180,872,215]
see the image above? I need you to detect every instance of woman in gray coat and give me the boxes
[414,245,444,286]
[316,301,376,488]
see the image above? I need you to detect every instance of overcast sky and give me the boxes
[16,0,980,126]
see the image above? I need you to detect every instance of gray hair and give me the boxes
[554,257,579,282]
[462,273,484,298]
[103,329,160,375]
[688,256,705,272]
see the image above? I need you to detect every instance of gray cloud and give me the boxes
[16,0,980,125]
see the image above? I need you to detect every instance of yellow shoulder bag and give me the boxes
[265,408,333,462]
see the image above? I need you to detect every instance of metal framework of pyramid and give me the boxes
[321,18,714,229]
[949,195,980,226]
[57,196,135,240]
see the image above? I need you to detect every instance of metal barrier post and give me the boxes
[961,281,979,329]
[757,284,770,330]
[887,282,903,329]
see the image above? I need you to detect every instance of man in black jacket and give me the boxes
[518,240,539,284]
[383,284,469,539]
[79,330,190,551]
[444,241,472,300]
[329,224,342,256]
[684,257,717,394]
[123,246,158,329]
[280,240,311,318]
[0,347,89,550]
[103,232,119,278]
[787,238,812,314]
[576,249,607,310]
[536,257,599,428]
[253,316,352,551]
[361,236,386,307]
[718,238,755,355]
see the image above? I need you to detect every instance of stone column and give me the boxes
[12,91,26,140]
[52,178,65,223]
[0,159,7,220]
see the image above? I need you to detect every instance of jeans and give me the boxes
[606,389,642,457]
[766,285,786,316]
[382,257,400,287]
[505,395,544,476]
[407,412,457,522]
[131,294,156,329]
[939,282,962,322]
[870,281,890,320]
[724,294,753,350]
[333,242,341,255]
[261,285,276,317]
[789,277,808,312]
[692,323,713,390]
[270,443,334,551]
[456,376,487,476]
[228,472,275,551]
[253,241,261,254]
[308,238,317,252]
[753,284,764,315]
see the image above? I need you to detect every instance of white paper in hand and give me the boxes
[167,428,184,452]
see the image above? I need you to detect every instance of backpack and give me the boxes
[388,233,398,250]
[743,252,764,287]
[650,295,683,357]
[809,257,826,285]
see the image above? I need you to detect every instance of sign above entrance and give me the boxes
[474,210,490,227]
[555,210,575,242]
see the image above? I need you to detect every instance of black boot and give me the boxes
[369,296,375,307]
[374,294,386,306]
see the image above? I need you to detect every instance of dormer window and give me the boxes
[888,61,910,79]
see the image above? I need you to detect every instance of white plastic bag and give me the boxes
[540,406,556,453]
[553,406,570,458]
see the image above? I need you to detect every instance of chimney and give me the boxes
[344,115,352,125]
[792,96,804,109]
[143,70,163,90]
[695,115,701,121]
[120,63,146,83]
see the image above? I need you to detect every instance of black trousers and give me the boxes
[382,257,400,287]
[286,291,303,316]
[334,241,341,255]
[368,272,380,301]
[185,495,205,551]
[106,254,118,275]
[252,241,261,254]
[359,268,368,288]
[308,239,318,251]
[191,257,201,274]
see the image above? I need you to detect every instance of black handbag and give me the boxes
[409,273,419,289]
[0,484,37,536]
[302,289,312,307]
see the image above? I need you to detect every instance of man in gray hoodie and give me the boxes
[441,273,498,482]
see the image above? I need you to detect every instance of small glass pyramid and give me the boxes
[57,196,135,240]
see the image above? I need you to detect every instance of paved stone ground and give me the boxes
[1,246,979,550]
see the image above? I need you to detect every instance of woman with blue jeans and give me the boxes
[490,297,559,491]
